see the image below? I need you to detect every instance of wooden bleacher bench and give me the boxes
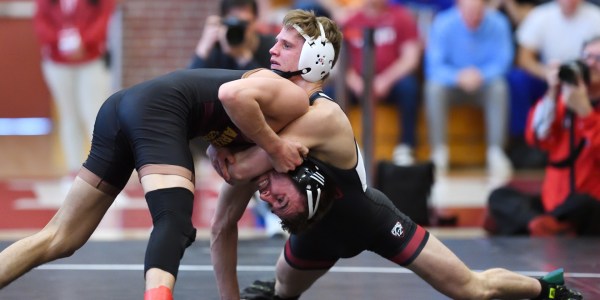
[347,103,486,167]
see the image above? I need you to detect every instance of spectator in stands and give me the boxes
[424,0,513,177]
[487,36,600,236]
[33,0,115,177]
[340,0,422,166]
[188,0,275,70]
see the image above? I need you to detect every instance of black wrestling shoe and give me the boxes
[240,279,299,300]
[546,284,583,300]
[538,268,583,300]
[241,279,276,300]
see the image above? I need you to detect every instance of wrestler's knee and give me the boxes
[144,187,197,278]
[38,226,85,260]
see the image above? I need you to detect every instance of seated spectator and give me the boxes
[424,0,513,177]
[487,36,600,236]
[188,0,275,70]
[337,0,422,166]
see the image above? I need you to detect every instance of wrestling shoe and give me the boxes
[536,268,583,300]
[240,279,299,300]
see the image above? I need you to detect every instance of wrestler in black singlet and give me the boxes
[83,68,259,194]
[284,93,430,270]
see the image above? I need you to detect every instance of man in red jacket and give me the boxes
[488,36,600,236]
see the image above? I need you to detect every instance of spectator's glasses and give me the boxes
[582,53,600,63]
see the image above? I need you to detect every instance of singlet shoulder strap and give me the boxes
[309,90,334,105]
[242,68,266,78]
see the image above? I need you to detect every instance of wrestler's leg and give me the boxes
[118,87,199,296]
[406,234,540,299]
[0,172,116,289]
[274,251,329,298]
[140,172,196,294]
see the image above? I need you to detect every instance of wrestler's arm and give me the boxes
[210,182,256,300]
[218,70,310,172]
[210,103,348,298]
[211,75,320,298]
[226,102,348,182]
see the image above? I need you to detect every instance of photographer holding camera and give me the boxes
[486,36,600,236]
[188,0,275,70]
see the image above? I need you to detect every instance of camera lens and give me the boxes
[222,17,248,46]
[558,60,590,86]
[226,26,245,46]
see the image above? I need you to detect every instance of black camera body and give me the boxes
[222,17,248,46]
[558,60,591,86]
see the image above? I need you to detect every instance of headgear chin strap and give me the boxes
[274,22,334,82]
[271,69,304,79]
[289,160,326,219]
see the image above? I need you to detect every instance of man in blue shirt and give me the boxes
[424,0,514,177]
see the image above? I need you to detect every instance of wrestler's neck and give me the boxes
[292,77,323,94]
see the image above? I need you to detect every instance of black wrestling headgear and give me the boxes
[289,160,325,219]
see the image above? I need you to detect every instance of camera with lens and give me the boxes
[558,60,591,86]
[222,16,248,46]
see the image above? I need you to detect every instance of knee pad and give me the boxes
[144,187,197,278]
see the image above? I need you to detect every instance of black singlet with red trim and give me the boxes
[283,92,429,270]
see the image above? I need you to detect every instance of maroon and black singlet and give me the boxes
[82,68,257,195]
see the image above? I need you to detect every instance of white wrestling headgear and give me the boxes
[292,22,335,82]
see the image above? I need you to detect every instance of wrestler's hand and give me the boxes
[268,139,308,173]
[207,145,235,182]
